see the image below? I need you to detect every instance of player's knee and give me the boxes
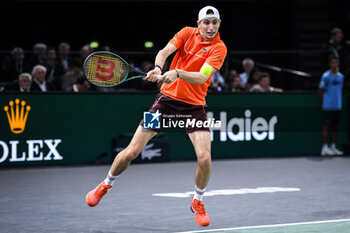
[124,147,140,161]
[197,152,211,170]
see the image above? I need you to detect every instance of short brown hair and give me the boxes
[258,72,270,81]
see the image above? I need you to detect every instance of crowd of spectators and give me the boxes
[0,27,349,93]
[1,42,86,92]
[210,27,349,93]
[209,59,284,93]
[0,42,162,93]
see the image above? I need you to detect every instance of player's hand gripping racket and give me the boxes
[83,51,160,87]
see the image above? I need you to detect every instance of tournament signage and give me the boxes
[0,98,63,164]
[0,93,348,167]
[207,110,277,142]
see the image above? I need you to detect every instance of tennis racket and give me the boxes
[83,51,160,87]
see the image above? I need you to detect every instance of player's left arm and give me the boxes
[162,63,216,84]
[162,44,227,84]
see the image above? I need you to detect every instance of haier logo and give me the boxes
[208,109,278,142]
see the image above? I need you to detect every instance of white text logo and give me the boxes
[0,139,63,163]
[208,110,278,142]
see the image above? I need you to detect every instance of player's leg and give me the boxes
[188,130,212,190]
[109,126,157,176]
[86,125,157,207]
[85,93,165,207]
[188,130,211,226]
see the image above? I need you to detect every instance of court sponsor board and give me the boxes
[0,93,348,166]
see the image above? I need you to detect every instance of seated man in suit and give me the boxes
[5,73,32,92]
[30,65,52,92]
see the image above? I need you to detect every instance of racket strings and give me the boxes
[84,53,128,87]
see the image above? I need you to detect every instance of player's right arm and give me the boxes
[145,27,191,82]
[145,43,177,82]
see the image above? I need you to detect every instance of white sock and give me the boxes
[193,185,206,201]
[104,171,118,186]
[322,144,328,150]
[330,143,336,150]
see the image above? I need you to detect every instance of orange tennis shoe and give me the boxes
[85,181,112,207]
[190,196,210,226]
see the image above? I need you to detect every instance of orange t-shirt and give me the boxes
[161,27,227,105]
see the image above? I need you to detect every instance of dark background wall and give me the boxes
[2,0,348,52]
[0,1,290,51]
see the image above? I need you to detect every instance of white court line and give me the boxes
[175,218,350,233]
[153,187,300,198]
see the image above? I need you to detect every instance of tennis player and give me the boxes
[86,6,227,227]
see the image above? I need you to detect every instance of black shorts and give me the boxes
[140,93,210,134]
[323,110,341,127]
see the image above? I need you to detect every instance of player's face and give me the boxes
[198,17,221,41]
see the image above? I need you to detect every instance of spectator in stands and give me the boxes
[321,28,350,77]
[28,43,47,68]
[224,69,238,90]
[250,72,283,92]
[322,28,343,62]
[66,76,90,92]
[209,71,225,92]
[2,47,30,83]
[239,58,255,87]
[80,44,93,64]
[30,65,52,92]
[57,42,71,72]
[245,68,261,91]
[230,75,245,92]
[5,73,32,92]
[61,58,83,91]
[318,55,344,156]
[101,45,111,52]
[45,47,64,90]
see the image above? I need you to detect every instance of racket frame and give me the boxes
[83,51,147,87]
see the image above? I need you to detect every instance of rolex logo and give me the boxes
[3,99,31,134]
